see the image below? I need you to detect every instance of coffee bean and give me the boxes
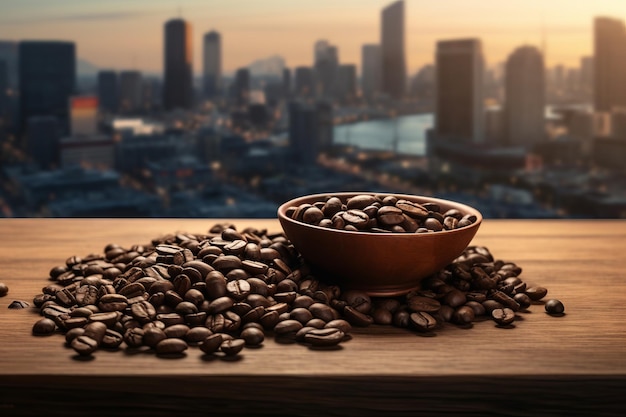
[342,290,372,314]
[410,312,437,332]
[513,293,532,310]
[304,328,345,347]
[325,319,352,334]
[220,338,245,356]
[71,335,99,356]
[200,334,223,354]
[0,283,9,297]
[492,308,515,325]
[343,306,373,327]
[545,299,565,315]
[407,296,440,313]
[32,318,56,335]
[156,338,188,355]
[452,306,475,325]
[241,327,265,346]
[8,300,30,309]
[65,327,85,344]
[526,287,548,301]
[101,329,124,349]
[274,319,303,335]
[185,327,213,344]
[143,327,167,348]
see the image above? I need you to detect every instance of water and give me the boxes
[333,113,434,156]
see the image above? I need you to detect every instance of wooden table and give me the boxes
[0,219,625,416]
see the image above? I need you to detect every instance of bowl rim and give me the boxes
[277,191,483,237]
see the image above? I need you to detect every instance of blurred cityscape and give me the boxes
[0,1,625,219]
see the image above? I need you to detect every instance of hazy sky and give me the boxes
[0,0,624,75]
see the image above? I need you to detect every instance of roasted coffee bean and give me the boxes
[465,301,486,317]
[98,294,128,312]
[492,308,516,325]
[443,290,467,308]
[372,307,393,325]
[274,319,303,335]
[290,307,314,324]
[526,286,548,301]
[452,306,475,325]
[131,300,157,323]
[545,299,565,315]
[156,338,188,355]
[491,291,520,312]
[8,300,30,309]
[32,318,56,335]
[308,303,336,322]
[185,326,212,344]
[343,306,373,327]
[220,338,245,356]
[164,324,190,339]
[200,334,223,354]
[71,335,99,356]
[101,329,124,349]
[409,312,437,332]
[65,327,85,344]
[342,290,372,314]
[304,328,345,347]
[143,327,167,348]
[407,296,440,313]
[0,283,9,297]
[513,293,532,310]
[240,327,265,346]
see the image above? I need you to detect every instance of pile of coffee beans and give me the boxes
[285,194,477,233]
[30,223,562,359]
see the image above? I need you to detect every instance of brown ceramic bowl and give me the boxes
[277,192,482,297]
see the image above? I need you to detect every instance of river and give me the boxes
[333,113,434,156]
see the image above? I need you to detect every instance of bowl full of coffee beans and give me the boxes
[277,192,482,296]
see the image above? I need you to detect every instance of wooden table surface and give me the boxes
[0,218,625,416]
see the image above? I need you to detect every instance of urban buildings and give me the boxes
[434,38,484,143]
[336,64,357,101]
[594,17,626,112]
[97,71,118,114]
[314,40,339,98]
[288,100,333,165]
[504,46,545,148]
[163,18,193,110]
[118,71,143,114]
[294,66,315,97]
[361,44,381,99]
[380,0,406,99]
[203,31,221,99]
[18,41,75,137]
[233,68,250,106]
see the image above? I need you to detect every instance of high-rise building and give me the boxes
[233,68,250,106]
[203,31,221,98]
[361,44,381,99]
[336,64,357,101]
[19,41,75,137]
[164,18,193,110]
[435,38,484,143]
[579,56,593,97]
[381,0,406,99]
[314,40,339,97]
[294,66,315,97]
[594,17,626,112]
[504,46,545,148]
[97,71,118,114]
[0,41,18,89]
[119,71,143,114]
[26,116,61,169]
[282,68,292,97]
[288,100,333,165]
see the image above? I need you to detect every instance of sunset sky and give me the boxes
[0,0,624,75]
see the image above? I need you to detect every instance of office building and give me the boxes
[0,41,18,88]
[97,71,118,114]
[361,44,381,98]
[504,46,545,148]
[26,116,61,169]
[336,64,357,101]
[18,41,75,137]
[435,38,484,143]
[282,68,292,97]
[233,68,250,106]
[594,17,626,112]
[119,71,143,114]
[164,18,193,110]
[381,0,406,99]
[294,66,315,97]
[288,100,333,165]
[314,40,339,97]
[203,31,221,98]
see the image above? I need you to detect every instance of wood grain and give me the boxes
[0,219,625,416]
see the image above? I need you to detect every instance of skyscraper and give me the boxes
[18,41,75,137]
[233,68,250,106]
[0,41,18,89]
[288,100,333,165]
[119,71,143,114]
[336,64,357,101]
[164,18,193,110]
[381,0,406,99]
[203,31,221,98]
[361,44,381,99]
[314,40,339,97]
[97,71,118,114]
[294,66,315,97]
[594,17,626,112]
[435,39,484,143]
[504,46,545,148]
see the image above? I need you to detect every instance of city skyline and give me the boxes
[0,0,623,75]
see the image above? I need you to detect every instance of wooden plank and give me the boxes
[0,219,625,415]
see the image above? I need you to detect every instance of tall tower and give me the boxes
[97,71,118,114]
[435,38,484,143]
[594,17,626,112]
[314,40,339,97]
[504,46,545,148]
[361,44,381,99]
[164,18,193,110]
[203,31,221,98]
[381,0,405,99]
[18,41,76,136]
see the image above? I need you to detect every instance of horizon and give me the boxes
[1,0,624,75]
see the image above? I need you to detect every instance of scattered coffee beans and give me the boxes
[286,194,477,233]
[8,300,29,309]
[29,222,561,360]
[0,282,8,297]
